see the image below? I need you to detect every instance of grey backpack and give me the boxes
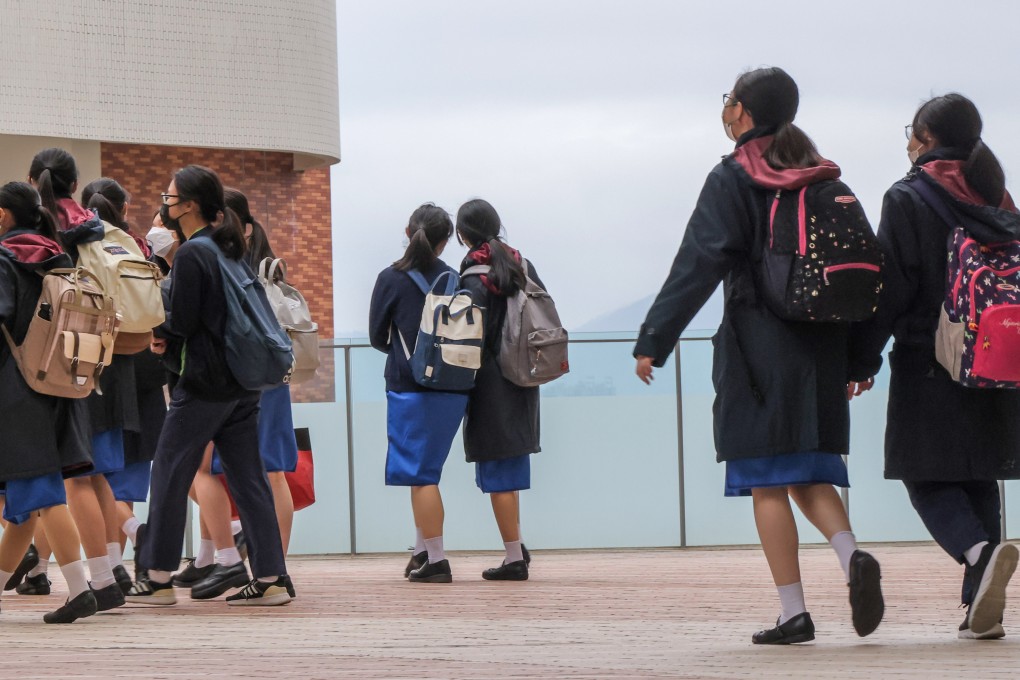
[463,260,569,387]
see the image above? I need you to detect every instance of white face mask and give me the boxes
[724,122,738,143]
[907,145,922,165]
[146,225,176,258]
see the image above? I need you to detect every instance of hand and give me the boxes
[846,377,875,401]
[636,356,655,385]
[150,337,167,355]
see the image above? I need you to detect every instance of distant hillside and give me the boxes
[575,289,724,333]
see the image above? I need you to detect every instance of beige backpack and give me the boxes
[258,258,320,384]
[2,267,118,398]
[75,222,164,354]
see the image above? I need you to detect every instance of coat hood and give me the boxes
[56,198,105,248]
[728,135,841,191]
[0,230,73,272]
[915,159,1020,244]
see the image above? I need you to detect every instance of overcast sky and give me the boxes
[330,0,1020,336]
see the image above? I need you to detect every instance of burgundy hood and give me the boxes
[921,159,1018,212]
[731,136,841,190]
[56,197,97,231]
[0,232,71,271]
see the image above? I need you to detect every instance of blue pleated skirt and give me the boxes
[3,472,67,524]
[725,451,849,497]
[385,390,468,486]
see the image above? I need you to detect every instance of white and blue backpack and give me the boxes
[394,270,484,391]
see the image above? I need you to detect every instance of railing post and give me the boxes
[674,341,686,548]
[344,346,358,555]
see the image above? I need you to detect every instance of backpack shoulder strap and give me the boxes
[906,174,959,229]
[405,269,432,295]
[461,264,491,278]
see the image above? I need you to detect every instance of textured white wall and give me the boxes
[0,1,340,167]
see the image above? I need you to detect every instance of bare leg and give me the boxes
[751,487,801,586]
[65,477,108,559]
[35,524,53,561]
[410,485,444,540]
[489,492,520,543]
[0,515,38,572]
[788,484,851,540]
[38,506,85,567]
[92,475,121,545]
[268,472,294,554]
[191,444,234,551]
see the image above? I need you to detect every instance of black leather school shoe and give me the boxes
[409,559,453,583]
[482,559,529,581]
[43,590,99,624]
[752,612,816,645]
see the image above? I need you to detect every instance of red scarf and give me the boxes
[465,242,522,295]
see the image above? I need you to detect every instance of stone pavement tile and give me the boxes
[0,545,1016,679]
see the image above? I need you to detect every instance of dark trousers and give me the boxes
[140,387,286,578]
[903,480,1001,605]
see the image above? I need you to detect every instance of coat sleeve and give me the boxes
[633,167,753,366]
[848,187,923,380]
[168,247,205,340]
[368,271,396,353]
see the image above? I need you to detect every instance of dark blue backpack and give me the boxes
[192,239,293,390]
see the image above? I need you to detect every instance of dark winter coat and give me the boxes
[850,149,1020,481]
[368,260,461,393]
[459,245,542,462]
[634,128,854,462]
[0,230,93,482]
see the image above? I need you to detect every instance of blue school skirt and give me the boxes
[475,455,532,493]
[2,473,67,525]
[724,451,849,497]
[105,460,153,503]
[79,428,125,476]
[385,391,468,486]
[212,384,298,474]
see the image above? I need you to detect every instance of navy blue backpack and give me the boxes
[192,239,293,390]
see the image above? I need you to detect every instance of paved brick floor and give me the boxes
[0,544,1016,679]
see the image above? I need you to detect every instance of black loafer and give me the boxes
[173,560,216,588]
[482,559,528,581]
[113,564,134,595]
[16,573,51,596]
[92,582,126,612]
[4,544,39,591]
[44,590,98,624]
[752,612,815,645]
[848,550,884,637]
[404,551,428,578]
[409,559,453,583]
[190,562,251,600]
[523,544,531,565]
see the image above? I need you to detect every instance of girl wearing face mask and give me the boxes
[125,165,292,607]
[849,94,1020,640]
[634,67,884,644]
[0,182,97,623]
[24,152,131,613]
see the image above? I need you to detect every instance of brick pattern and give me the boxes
[101,142,335,403]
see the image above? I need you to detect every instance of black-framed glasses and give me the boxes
[904,124,914,141]
[160,193,180,204]
[723,93,737,107]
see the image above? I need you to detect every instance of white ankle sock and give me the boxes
[28,559,49,578]
[60,560,89,598]
[777,582,807,624]
[149,569,172,584]
[195,540,215,568]
[257,575,278,584]
[424,536,445,563]
[122,517,141,544]
[107,542,124,569]
[231,520,243,535]
[504,540,524,564]
[414,528,426,554]
[829,531,858,581]
[215,547,242,567]
[88,555,116,589]
[965,541,989,566]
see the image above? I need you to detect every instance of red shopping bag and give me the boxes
[219,427,316,519]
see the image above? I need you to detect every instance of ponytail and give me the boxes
[0,182,62,245]
[35,169,66,227]
[763,122,822,170]
[211,207,247,261]
[964,139,1006,207]
[35,204,61,243]
[86,192,128,232]
[484,238,526,295]
[394,228,437,272]
[393,203,453,272]
[29,148,78,230]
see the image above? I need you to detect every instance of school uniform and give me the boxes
[634,127,853,495]
[459,246,542,492]
[850,149,1020,594]
[369,261,469,487]
[0,230,92,523]
[106,350,167,503]
[139,227,285,579]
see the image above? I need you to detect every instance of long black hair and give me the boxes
[173,165,246,260]
[224,187,276,269]
[393,203,453,272]
[912,93,1006,207]
[456,199,525,294]
[28,148,78,226]
[0,182,61,243]
[732,67,821,170]
[82,177,131,232]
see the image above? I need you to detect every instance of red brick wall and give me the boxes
[100,143,335,403]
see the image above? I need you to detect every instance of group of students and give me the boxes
[636,67,1020,643]
[0,149,300,623]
